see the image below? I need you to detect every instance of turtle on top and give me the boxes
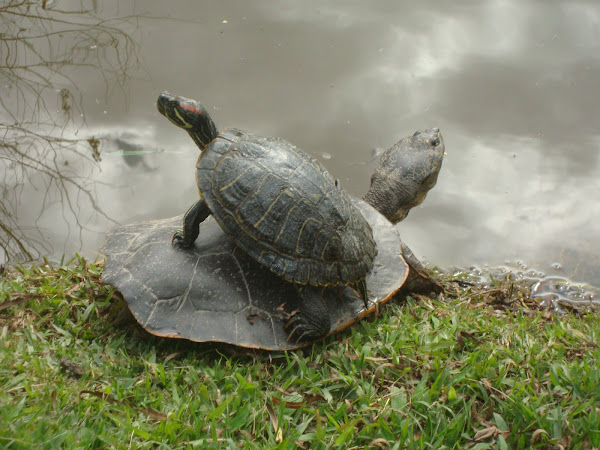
[158,92,380,343]
[156,92,443,343]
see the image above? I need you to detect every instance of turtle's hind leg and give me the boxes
[172,200,210,248]
[286,287,330,343]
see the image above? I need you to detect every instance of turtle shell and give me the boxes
[196,129,376,287]
[101,199,408,351]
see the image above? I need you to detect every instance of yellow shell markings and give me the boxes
[229,171,273,224]
[255,251,324,287]
[208,150,256,211]
[285,160,325,204]
[295,217,324,257]
[257,168,363,264]
[217,165,254,195]
[256,250,341,287]
[244,201,351,287]
[231,204,363,288]
[273,202,299,245]
[319,235,340,261]
[252,189,294,229]
[278,258,289,278]
[211,150,301,247]
[217,157,369,272]
[199,132,371,286]
[343,218,362,264]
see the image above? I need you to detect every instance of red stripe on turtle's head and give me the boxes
[157,92,219,149]
[179,102,204,115]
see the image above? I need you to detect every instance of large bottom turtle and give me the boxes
[101,128,444,350]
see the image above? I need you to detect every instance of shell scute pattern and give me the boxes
[196,129,375,287]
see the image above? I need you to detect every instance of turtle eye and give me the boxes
[431,137,440,146]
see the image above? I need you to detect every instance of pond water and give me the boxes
[2,1,599,294]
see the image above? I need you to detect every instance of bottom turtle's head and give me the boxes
[364,128,445,224]
[157,92,219,149]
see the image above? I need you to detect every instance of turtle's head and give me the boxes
[157,92,219,150]
[364,128,445,224]
[409,128,443,152]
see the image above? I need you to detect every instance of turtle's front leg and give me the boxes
[285,286,331,343]
[172,200,210,248]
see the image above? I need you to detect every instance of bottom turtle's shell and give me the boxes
[101,199,408,350]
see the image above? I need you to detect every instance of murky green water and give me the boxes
[2,1,599,292]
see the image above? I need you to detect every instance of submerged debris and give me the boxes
[445,264,599,315]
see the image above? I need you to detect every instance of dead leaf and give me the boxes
[272,397,304,409]
[164,353,180,363]
[364,356,390,362]
[200,425,223,437]
[470,402,486,424]
[530,429,549,445]
[374,363,402,380]
[0,293,37,311]
[344,351,360,360]
[80,390,118,405]
[369,438,389,449]
[345,399,354,414]
[271,395,324,409]
[65,282,84,297]
[142,408,167,421]
[456,332,465,349]
[480,378,493,392]
[305,395,325,404]
[266,403,282,443]
[238,430,254,440]
[474,425,499,441]
[274,386,290,395]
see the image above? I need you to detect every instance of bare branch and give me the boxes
[0,0,141,263]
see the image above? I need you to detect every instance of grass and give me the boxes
[1,257,599,448]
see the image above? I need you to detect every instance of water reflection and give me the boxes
[0,0,140,262]
[101,134,162,172]
[1,1,598,293]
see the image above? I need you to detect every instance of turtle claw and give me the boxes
[288,329,311,344]
[172,200,209,249]
[285,322,304,343]
[171,231,191,249]
[171,231,183,246]
[285,313,326,344]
